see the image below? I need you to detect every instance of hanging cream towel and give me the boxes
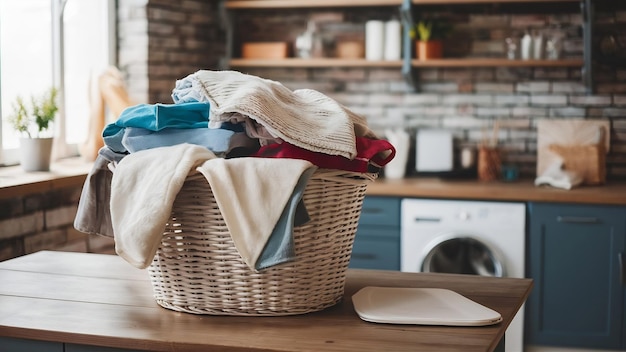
[111,143,216,268]
[196,157,317,270]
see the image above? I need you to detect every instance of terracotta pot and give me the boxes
[416,40,443,60]
[336,41,364,59]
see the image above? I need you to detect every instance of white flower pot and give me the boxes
[20,137,53,172]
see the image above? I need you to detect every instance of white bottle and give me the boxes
[365,20,385,61]
[383,18,401,61]
[520,30,532,60]
[533,30,543,60]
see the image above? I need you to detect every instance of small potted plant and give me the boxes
[8,87,58,172]
[410,19,451,60]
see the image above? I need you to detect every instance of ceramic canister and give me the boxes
[365,20,384,61]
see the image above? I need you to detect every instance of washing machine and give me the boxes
[401,198,526,352]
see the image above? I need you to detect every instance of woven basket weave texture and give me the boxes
[148,169,375,315]
[549,143,606,185]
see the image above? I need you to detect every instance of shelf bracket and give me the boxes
[400,0,417,91]
[219,1,233,70]
[580,0,594,94]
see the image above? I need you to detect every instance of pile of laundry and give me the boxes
[74,70,395,272]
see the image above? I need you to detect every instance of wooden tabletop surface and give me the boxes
[0,251,533,352]
[367,177,626,205]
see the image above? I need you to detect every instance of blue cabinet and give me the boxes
[0,337,63,352]
[350,196,401,270]
[526,202,626,350]
[0,337,143,352]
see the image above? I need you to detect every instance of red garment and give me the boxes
[252,136,395,173]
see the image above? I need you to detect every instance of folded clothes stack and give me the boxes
[74,70,395,272]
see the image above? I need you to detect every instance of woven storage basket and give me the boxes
[148,169,376,316]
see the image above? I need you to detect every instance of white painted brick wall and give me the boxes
[516,82,550,93]
[442,94,493,105]
[494,94,530,105]
[570,95,612,106]
[549,107,587,118]
[530,95,568,106]
[476,84,516,94]
[475,107,512,117]
[552,82,587,93]
[402,94,440,105]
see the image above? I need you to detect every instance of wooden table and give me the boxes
[0,251,532,352]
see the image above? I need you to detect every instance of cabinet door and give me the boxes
[351,196,401,270]
[358,196,401,228]
[0,337,63,352]
[66,343,145,352]
[526,202,626,350]
[350,227,400,270]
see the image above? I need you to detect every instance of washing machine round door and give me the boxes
[421,237,504,277]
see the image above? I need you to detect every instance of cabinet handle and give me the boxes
[362,208,383,214]
[556,216,599,224]
[617,253,626,285]
[352,253,377,260]
[414,217,441,223]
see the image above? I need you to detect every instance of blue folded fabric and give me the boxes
[103,102,211,152]
[255,167,315,270]
[122,127,234,154]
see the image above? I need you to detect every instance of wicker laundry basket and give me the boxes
[147,169,376,316]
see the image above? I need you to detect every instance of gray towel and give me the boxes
[74,147,126,238]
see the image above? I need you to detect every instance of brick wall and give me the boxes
[119,2,625,179]
[0,186,115,261]
[118,0,223,104]
[4,1,623,261]
[225,6,626,179]
[0,0,219,261]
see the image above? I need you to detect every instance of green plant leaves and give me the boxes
[8,87,58,138]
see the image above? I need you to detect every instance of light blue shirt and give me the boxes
[103,102,211,152]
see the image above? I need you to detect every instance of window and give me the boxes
[0,0,115,165]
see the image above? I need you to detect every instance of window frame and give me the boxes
[0,0,117,166]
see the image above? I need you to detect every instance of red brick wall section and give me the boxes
[118,0,224,104]
[0,186,115,262]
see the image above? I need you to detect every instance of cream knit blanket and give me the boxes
[173,70,377,159]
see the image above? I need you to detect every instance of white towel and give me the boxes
[173,70,377,159]
[534,160,583,190]
[111,143,216,268]
[197,157,317,270]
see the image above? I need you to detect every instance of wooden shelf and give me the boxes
[224,0,591,92]
[411,58,584,67]
[229,58,403,68]
[225,0,401,9]
[412,0,578,4]
[228,58,582,68]
[224,0,578,9]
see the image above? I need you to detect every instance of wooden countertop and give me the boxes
[367,177,626,206]
[2,157,624,206]
[0,251,533,352]
[0,157,92,199]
